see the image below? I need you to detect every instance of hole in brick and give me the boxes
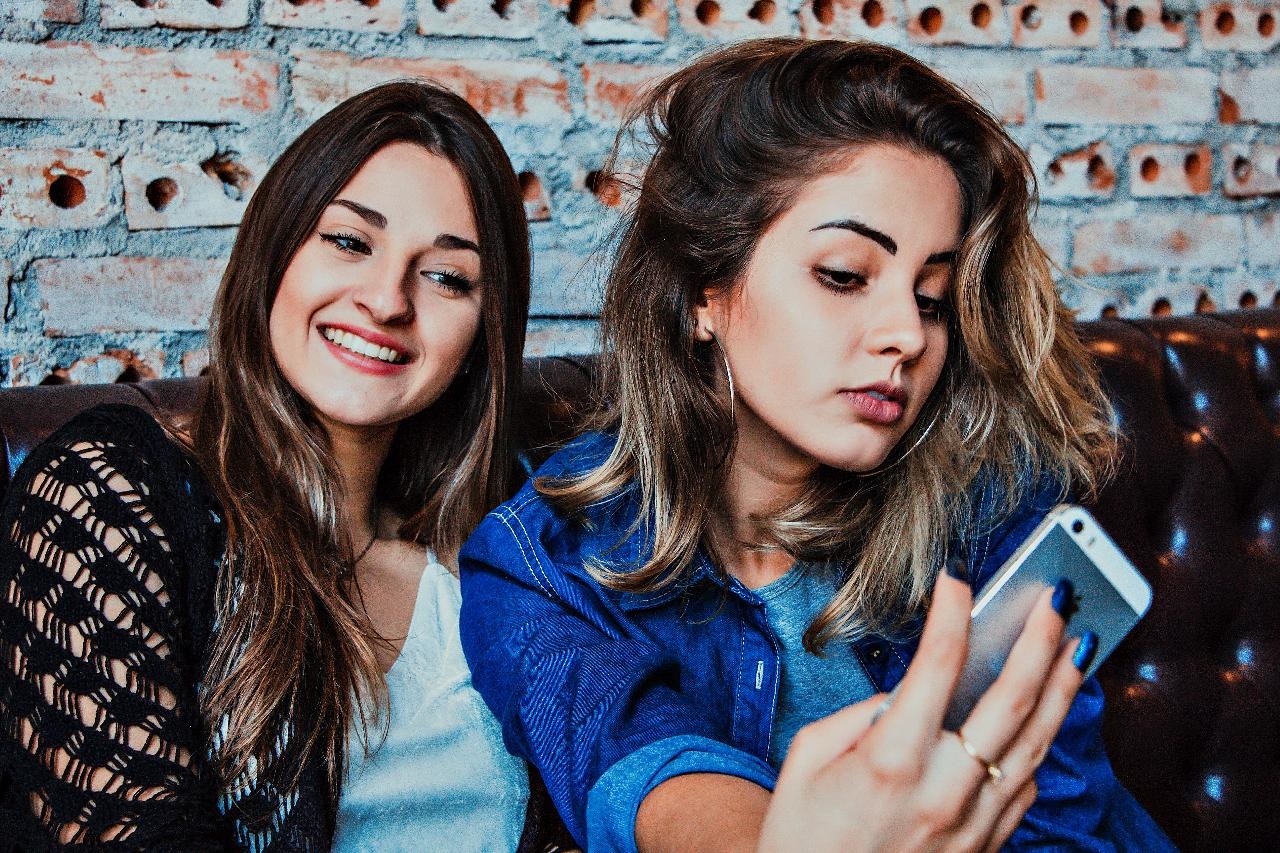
[567,0,594,24]
[862,0,884,26]
[1020,5,1042,29]
[1160,9,1179,26]
[585,170,622,207]
[1124,6,1143,31]
[49,175,85,209]
[1139,156,1160,182]
[202,154,252,202]
[433,0,455,10]
[518,171,549,220]
[1068,9,1089,33]
[116,366,142,384]
[696,0,721,24]
[38,372,69,386]
[492,0,510,16]
[1220,92,1240,123]
[748,0,776,22]
[285,0,308,5]
[1087,154,1114,191]
[631,0,654,16]
[205,0,224,6]
[813,0,834,24]
[130,0,153,6]
[1240,290,1258,309]
[1046,160,1064,184]
[145,177,179,211]
[1215,8,1235,34]
[1101,304,1118,319]
[1232,155,1253,183]
[970,2,991,27]
[1195,292,1216,314]
[1151,297,1172,317]
[1183,151,1206,180]
[919,6,943,33]
[1260,12,1276,36]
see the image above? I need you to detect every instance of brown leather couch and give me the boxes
[3,311,1279,851]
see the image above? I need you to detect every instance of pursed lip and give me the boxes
[842,381,907,405]
[839,381,908,426]
[318,322,415,362]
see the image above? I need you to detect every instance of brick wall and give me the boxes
[0,0,1276,385]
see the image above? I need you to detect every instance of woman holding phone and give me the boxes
[459,39,1174,851]
[0,81,569,851]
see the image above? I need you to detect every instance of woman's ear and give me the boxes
[693,288,717,342]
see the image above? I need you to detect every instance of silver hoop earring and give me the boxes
[864,411,939,476]
[709,332,735,422]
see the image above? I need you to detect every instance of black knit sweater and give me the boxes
[0,405,570,852]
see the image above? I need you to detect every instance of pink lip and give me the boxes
[321,323,413,355]
[840,382,907,425]
[318,324,412,377]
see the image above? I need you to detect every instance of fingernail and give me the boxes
[1073,631,1099,673]
[1050,579,1076,619]
[945,557,969,582]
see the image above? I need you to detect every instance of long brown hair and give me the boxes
[191,81,529,807]
[541,38,1116,648]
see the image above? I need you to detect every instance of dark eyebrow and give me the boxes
[925,249,958,266]
[435,233,480,254]
[331,199,386,229]
[812,218,897,255]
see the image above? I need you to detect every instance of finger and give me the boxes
[876,571,972,748]
[956,583,1068,760]
[980,778,1037,853]
[990,634,1089,786]
[779,693,886,779]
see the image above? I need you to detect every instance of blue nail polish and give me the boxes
[1051,579,1076,619]
[1073,631,1099,673]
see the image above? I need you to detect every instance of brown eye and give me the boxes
[916,293,951,320]
[320,232,371,255]
[814,266,867,293]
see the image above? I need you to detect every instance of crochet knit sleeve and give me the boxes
[0,406,231,850]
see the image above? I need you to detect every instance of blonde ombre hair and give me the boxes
[539,38,1117,648]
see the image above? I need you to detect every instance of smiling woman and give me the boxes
[0,82,571,852]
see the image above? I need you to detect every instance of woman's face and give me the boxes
[696,143,963,475]
[269,141,484,434]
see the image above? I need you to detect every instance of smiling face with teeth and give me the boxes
[695,145,961,477]
[268,141,483,438]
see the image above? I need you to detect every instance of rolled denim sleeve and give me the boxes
[459,491,733,846]
[586,735,777,853]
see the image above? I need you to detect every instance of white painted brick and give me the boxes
[1200,2,1279,51]
[0,42,277,123]
[1109,0,1187,48]
[1223,144,1280,198]
[0,148,113,230]
[123,152,267,230]
[291,50,571,124]
[526,319,600,356]
[1033,141,1115,199]
[4,0,82,22]
[532,249,605,315]
[1035,67,1216,125]
[1072,214,1245,275]
[263,0,406,32]
[418,0,541,39]
[675,0,794,40]
[1221,69,1280,124]
[181,348,210,377]
[905,0,1011,46]
[581,63,677,123]
[1128,143,1212,197]
[1010,0,1100,48]
[101,0,251,29]
[942,66,1028,124]
[799,0,907,43]
[555,0,669,41]
[1247,214,1280,268]
[37,257,223,335]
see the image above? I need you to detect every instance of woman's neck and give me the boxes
[323,419,397,546]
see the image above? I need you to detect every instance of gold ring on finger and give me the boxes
[957,730,1004,785]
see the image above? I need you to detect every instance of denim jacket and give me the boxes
[459,432,1174,852]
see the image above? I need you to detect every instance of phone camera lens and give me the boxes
[1071,520,1084,534]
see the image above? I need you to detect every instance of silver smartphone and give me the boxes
[941,504,1153,731]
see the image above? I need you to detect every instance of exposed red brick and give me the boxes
[56,349,163,385]
[1010,0,1100,47]
[1220,69,1280,123]
[518,171,552,222]
[0,42,277,122]
[1223,144,1280,198]
[1200,2,1280,50]
[123,152,267,230]
[36,257,223,335]
[291,51,570,124]
[675,0,793,39]
[1071,214,1245,275]
[798,0,905,40]
[1034,67,1215,124]
[550,0,669,41]
[939,66,1028,124]
[1128,143,1212,197]
[101,0,251,29]
[263,0,405,32]
[581,63,677,123]
[1036,141,1115,199]
[43,0,82,22]
[905,0,1012,45]
[0,148,113,230]
[1109,0,1187,48]
[419,0,542,39]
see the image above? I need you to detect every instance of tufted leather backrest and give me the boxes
[2,314,1278,850]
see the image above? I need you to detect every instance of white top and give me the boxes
[331,554,529,853]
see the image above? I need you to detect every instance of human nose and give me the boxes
[862,284,927,363]
[352,258,415,326]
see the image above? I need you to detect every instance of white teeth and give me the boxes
[322,327,403,364]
